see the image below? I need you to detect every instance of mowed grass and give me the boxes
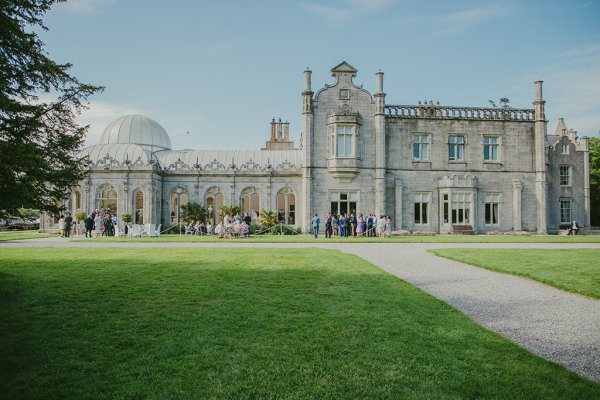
[430,248,600,299]
[0,231,51,241]
[0,248,598,399]
[79,233,600,243]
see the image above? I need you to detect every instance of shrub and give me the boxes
[121,212,132,223]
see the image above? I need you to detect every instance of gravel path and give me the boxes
[2,238,599,382]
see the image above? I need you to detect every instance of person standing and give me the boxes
[58,215,65,238]
[84,214,94,238]
[64,212,73,238]
[325,213,333,238]
[311,213,320,239]
[244,212,251,226]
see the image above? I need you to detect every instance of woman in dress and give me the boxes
[377,215,386,238]
[356,214,364,236]
[385,215,393,238]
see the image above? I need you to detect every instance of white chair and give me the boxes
[131,224,142,238]
[146,224,157,237]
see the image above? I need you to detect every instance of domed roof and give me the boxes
[99,114,172,150]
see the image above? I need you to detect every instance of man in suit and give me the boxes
[64,212,73,238]
[311,213,320,239]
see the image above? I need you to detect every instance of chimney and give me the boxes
[284,121,289,141]
[277,118,283,142]
[270,118,276,142]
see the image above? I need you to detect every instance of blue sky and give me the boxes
[41,0,600,149]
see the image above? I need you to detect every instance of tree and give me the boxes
[181,202,206,224]
[0,0,103,219]
[258,210,277,229]
[219,204,240,221]
[589,137,600,226]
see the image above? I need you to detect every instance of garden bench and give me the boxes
[452,225,473,235]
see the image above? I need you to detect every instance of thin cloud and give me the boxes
[300,0,394,23]
[541,42,600,136]
[59,0,116,14]
[433,3,515,36]
[77,101,148,147]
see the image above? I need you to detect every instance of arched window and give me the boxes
[73,190,81,212]
[276,187,295,224]
[170,187,188,224]
[133,190,144,224]
[205,186,224,224]
[97,184,117,212]
[241,187,260,219]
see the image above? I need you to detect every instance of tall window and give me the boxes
[451,193,471,224]
[483,136,499,161]
[561,143,569,155]
[560,199,572,224]
[133,190,144,224]
[330,191,357,216]
[483,193,500,225]
[241,187,260,218]
[170,188,188,224]
[97,184,117,212]
[448,135,464,161]
[442,194,449,224]
[73,191,81,211]
[277,187,295,224]
[205,186,224,224]
[560,166,571,186]
[413,134,429,161]
[414,192,430,224]
[337,126,354,156]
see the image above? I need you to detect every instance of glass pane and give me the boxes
[413,143,420,159]
[422,203,428,224]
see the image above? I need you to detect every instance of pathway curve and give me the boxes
[2,238,599,382]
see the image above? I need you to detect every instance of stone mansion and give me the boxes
[41,61,591,234]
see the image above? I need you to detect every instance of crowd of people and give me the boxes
[314,212,394,239]
[57,209,118,238]
[184,212,254,238]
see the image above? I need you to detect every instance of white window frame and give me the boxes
[560,198,572,224]
[448,135,464,161]
[329,124,355,157]
[560,165,571,187]
[483,135,499,162]
[483,193,500,225]
[413,134,429,161]
[450,192,472,225]
[414,192,430,225]
[561,143,569,155]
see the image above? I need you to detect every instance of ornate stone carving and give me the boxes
[274,159,298,172]
[385,105,534,121]
[238,159,263,172]
[203,159,226,172]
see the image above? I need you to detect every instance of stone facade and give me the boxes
[42,61,590,234]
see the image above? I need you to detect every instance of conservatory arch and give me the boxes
[169,187,188,224]
[205,186,224,224]
[97,184,117,212]
[276,186,296,224]
[241,187,260,219]
[133,189,144,224]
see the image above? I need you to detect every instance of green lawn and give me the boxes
[0,248,598,399]
[430,249,600,299]
[78,232,600,243]
[0,231,51,241]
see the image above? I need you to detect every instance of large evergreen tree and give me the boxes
[0,0,103,218]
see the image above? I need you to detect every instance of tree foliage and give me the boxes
[589,137,600,226]
[218,204,240,221]
[258,210,277,229]
[181,202,206,224]
[0,0,103,219]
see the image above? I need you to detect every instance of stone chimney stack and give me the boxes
[270,118,276,143]
[277,118,283,142]
[284,121,289,141]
